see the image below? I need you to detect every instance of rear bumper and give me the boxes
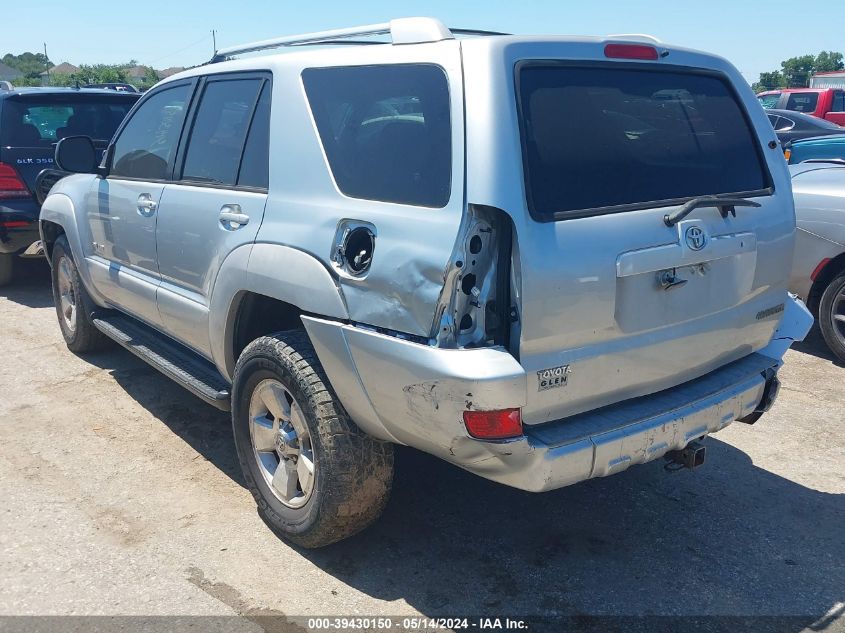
[302,296,813,492]
[0,198,40,255]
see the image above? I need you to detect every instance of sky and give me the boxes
[4,0,843,83]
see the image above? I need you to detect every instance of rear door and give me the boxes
[155,73,270,356]
[464,48,792,425]
[825,90,845,125]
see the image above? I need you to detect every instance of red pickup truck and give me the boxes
[757,88,845,125]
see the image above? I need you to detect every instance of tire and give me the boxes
[51,236,110,353]
[819,272,845,363]
[232,330,393,548]
[0,253,13,287]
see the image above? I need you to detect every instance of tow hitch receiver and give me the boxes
[665,441,706,472]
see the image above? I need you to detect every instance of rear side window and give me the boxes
[0,95,136,147]
[517,65,770,218]
[111,83,191,181]
[833,91,845,112]
[237,83,271,189]
[181,78,264,187]
[785,92,819,113]
[303,64,451,208]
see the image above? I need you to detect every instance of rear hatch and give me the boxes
[462,39,794,424]
[0,91,138,193]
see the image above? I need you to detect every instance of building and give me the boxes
[0,62,23,84]
[158,67,185,79]
[810,70,845,89]
[41,62,81,85]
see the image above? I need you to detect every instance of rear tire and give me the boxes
[51,236,110,353]
[0,253,13,287]
[232,330,393,548]
[819,272,845,363]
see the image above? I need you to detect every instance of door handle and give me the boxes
[219,205,250,230]
[137,194,157,216]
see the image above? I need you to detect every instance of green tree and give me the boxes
[2,51,51,80]
[781,54,816,88]
[141,67,160,89]
[753,71,786,93]
[814,51,844,73]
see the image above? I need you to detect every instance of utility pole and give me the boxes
[212,30,217,56]
[43,43,49,85]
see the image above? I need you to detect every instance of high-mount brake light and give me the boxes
[0,162,30,200]
[604,43,659,61]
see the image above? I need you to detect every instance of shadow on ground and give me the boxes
[0,257,53,308]
[792,324,845,368]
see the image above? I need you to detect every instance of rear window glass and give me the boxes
[0,94,137,147]
[785,92,819,113]
[517,65,770,218]
[302,64,451,208]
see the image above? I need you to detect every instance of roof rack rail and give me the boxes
[212,17,461,62]
[605,33,662,44]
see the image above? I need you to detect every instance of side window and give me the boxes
[833,91,845,112]
[785,92,819,113]
[181,78,263,187]
[237,82,271,189]
[111,84,191,180]
[303,64,452,208]
[775,116,795,132]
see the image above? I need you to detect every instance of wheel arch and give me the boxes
[209,242,349,381]
[808,251,845,316]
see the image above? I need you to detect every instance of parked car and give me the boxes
[0,87,139,285]
[767,108,843,144]
[787,133,845,164]
[757,88,845,125]
[789,163,845,362]
[41,19,812,547]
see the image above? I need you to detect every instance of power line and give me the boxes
[147,34,212,65]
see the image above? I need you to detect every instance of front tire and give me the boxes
[51,236,109,353]
[819,272,845,363]
[0,253,13,287]
[232,331,393,548]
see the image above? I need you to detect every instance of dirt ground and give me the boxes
[1,259,843,631]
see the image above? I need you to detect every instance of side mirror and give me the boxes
[55,136,99,174]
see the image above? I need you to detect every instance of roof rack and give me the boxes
[211,18,507,62]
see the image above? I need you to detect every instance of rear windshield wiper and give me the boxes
[664,196,762,227]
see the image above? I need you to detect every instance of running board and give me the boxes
[92,314,231,411]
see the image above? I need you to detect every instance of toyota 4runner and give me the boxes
[41,18,813,547]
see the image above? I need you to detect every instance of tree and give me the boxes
[755,51,845,91]
[753,71,786,93]
[2,51,51,80]
[815,51,844,74]
[141,67,160,89]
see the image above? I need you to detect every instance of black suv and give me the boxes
[0,88,139,285]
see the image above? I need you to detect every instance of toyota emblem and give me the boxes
[685,226,707,251]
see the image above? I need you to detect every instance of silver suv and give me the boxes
[41,18,812,547]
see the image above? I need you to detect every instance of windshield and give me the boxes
[0,93,138,147]
[517,64,770,218]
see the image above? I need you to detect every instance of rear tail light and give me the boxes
[0,162,30,200]
[463,408,523,440]
[604,43,659,60]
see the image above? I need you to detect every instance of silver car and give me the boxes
[40,18,811,547]
[790,162,845,362]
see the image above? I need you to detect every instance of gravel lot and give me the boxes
[1,259,843,631]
